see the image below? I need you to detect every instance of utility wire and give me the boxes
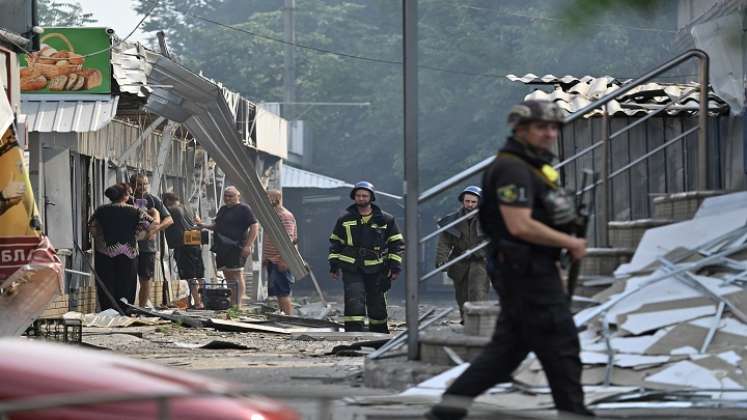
[187,12,510,80]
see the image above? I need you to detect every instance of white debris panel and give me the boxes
[569,191,747,401]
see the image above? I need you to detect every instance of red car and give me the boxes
[0,338,300,420]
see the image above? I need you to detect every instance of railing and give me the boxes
[413,48,710,288]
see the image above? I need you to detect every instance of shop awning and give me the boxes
[282,165,403,200]
[20,94,119,133]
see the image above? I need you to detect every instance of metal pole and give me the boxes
[117,116,166,165]
[305,266,328,307]
[419,208,478,244]
[156,31,171,59]
[283,0,296,153]
[420,241,489,282]
[284,0,296,108]
[151,121,178,196]
[697,55,710,191]
[403,0,419,361]
[599,108,610,247]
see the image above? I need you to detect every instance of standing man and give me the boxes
[328,181,404,333]
[429,100,592,419]
[262,190,298,315]
[435,185,489,322]
[130,174,173,307]
[202,186,259,309]
[162,192,205,309]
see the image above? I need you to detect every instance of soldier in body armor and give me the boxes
[435,186,489,321]
[428,100,594,419]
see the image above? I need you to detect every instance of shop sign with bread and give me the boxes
[20,28,112,94]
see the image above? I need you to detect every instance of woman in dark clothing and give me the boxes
[89,183,156,311]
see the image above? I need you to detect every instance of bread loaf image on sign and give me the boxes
[21,33,105,93]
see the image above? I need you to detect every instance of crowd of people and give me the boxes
[88,176,297,313]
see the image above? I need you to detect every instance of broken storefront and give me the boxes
[20,28,303,318]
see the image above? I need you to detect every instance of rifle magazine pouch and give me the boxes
[496,239,531,276]
[542,188,576,227]
[183,230,202,246]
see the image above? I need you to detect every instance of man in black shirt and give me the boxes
[130,174,173,307]
[163,192,205,308]
[429,100,592,419]
[201,186,259,309]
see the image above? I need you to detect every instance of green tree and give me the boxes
[134,0,676,213]
[38,0,97,26]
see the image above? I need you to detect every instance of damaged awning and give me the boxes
[282,165,403,200]
[21,94,119,133]
[135,50,308,279]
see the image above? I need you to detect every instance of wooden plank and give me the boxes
[266,313,343,329]
[209,318,297,334]
[290,331,393,341]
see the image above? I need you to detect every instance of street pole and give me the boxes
[284,0,297,113]
[403,0,419,360]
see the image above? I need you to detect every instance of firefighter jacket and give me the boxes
[329,204,404,275]
[435,208,487,281]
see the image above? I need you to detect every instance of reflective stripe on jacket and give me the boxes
[328,204,404,274]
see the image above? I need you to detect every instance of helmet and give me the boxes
[507,100,564,129]
[458,185,482,202]
[350,181,376,201]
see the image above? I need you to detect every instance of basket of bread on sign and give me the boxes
[20,32,102,93]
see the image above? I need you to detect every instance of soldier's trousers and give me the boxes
[429,299,592,418]
[341,270,389,333]
[451,260,489,319]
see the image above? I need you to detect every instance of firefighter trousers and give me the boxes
[341,270,389,333]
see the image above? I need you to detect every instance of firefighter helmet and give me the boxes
[507,100,564,129]
[458,185,482,202]
[351,181,376,201]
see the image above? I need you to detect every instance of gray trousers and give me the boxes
[451,260,489,319]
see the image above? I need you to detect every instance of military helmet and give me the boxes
[507,100,565,129]
[351,181,376,201]
[458,185,482,202]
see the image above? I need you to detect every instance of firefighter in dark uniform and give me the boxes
[428,100,593,419]
[329,181,405,333]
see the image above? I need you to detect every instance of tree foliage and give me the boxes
[134,0,676,215]
[38,0,96,26]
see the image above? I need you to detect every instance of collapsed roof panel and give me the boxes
[124,49,309,280]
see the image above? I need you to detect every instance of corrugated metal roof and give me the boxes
[21,94,119,133]
[506,74,623,86]
[111,42,150,97]
[281,165,403,199]
[282,165,353,190]
[508,74,728,117]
